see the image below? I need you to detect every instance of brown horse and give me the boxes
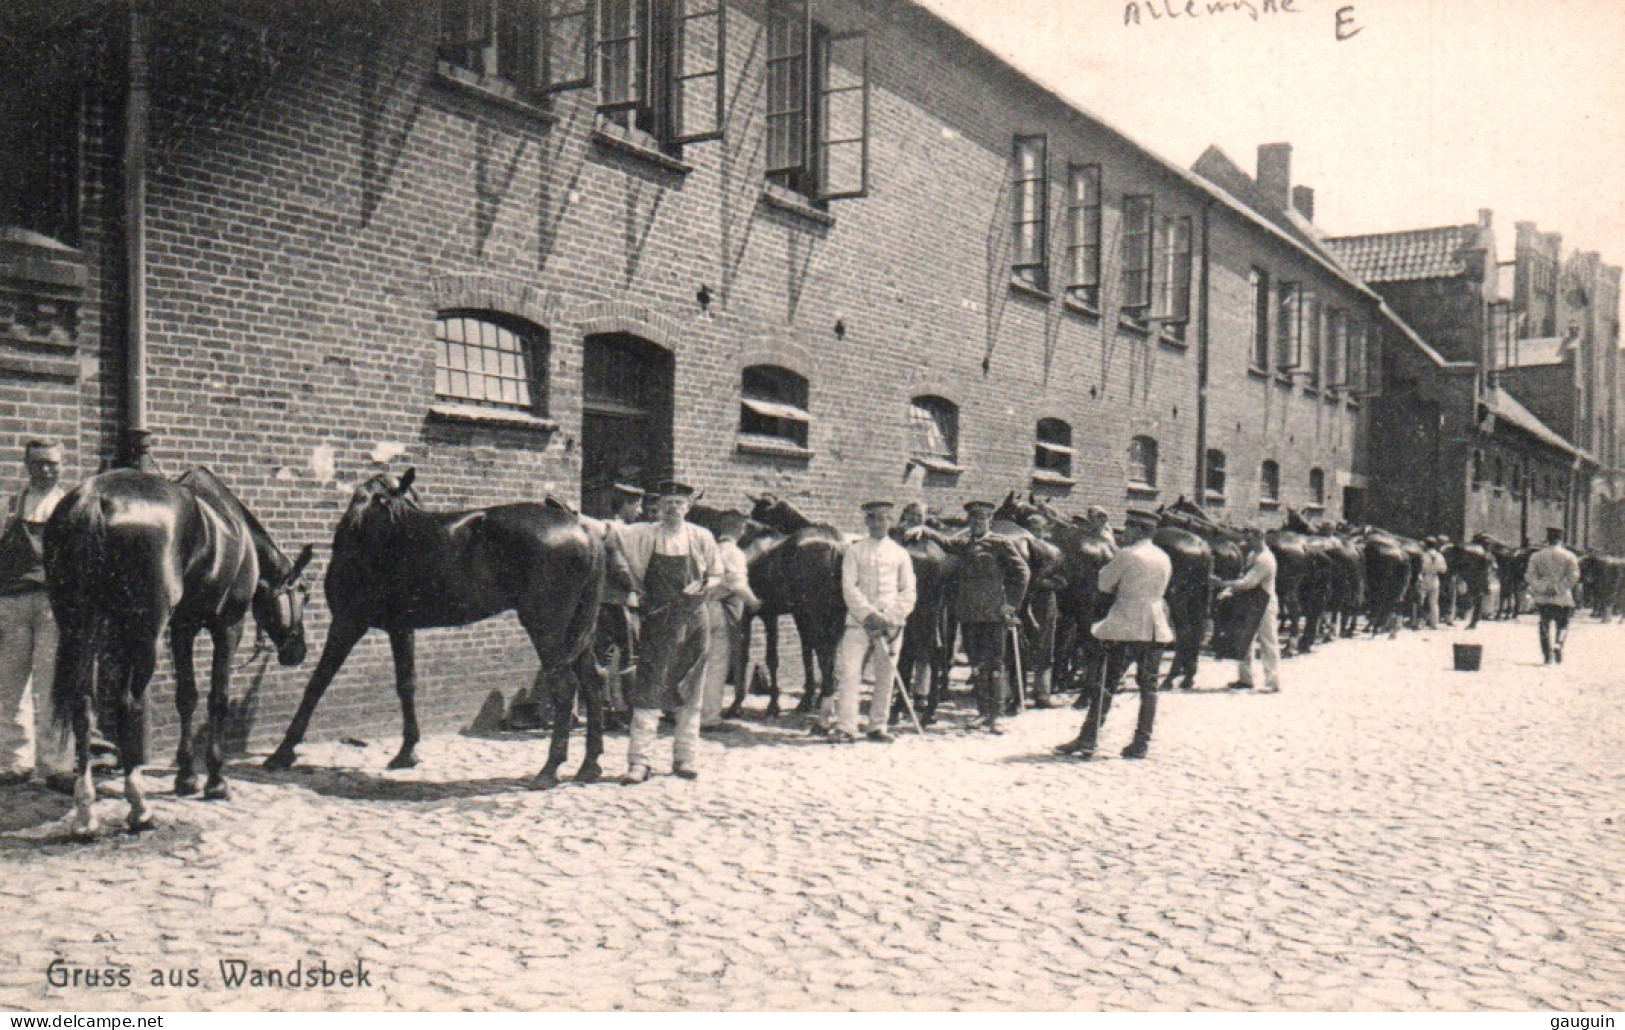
[46,468,314,838]
[265,469,606,789]
[741,494,847,718]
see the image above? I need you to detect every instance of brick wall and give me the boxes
[32,0,1391,751]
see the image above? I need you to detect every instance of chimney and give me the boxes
[1257,143,1292,212]
[1291,185,1315,222]
[1477,208,1493,230]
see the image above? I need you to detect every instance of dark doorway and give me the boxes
[1342,486,1364,525]
[581,333,674,517]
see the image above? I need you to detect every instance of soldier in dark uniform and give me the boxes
[911,499,1029,734]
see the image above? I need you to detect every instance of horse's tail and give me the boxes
[561,521,607,669]
[47,485,109,728]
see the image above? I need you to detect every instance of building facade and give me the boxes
[2,0,1375,745]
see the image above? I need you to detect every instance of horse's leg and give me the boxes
[55,627,99,839]
[574,650,604,784]
[764,618,782,719]
[110,635,159,833]
[170,623,201,797]
[793,618,819,716]
[724,612,751,721]
[202,621,243,800]
[532,660,569,789]
[387,628,421,769]
[266,617,367,769]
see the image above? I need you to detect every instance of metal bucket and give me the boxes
[1452,643,1483,672]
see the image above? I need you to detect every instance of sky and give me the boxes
[911,0,1625,272]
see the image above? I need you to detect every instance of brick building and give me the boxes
[1,0,1377,746]
[1325,216,1592,545]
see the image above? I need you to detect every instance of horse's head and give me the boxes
[343,468,421,535]
[1168,495,1205,520]
[252,543,315,666]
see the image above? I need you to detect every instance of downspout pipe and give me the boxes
[121,2,152,471]
[1195,198,1213,504]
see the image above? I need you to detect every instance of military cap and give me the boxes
[963,499,996,514]
[861,500,895,514]
[654,480,695,498]
[24,439,62,462]
[1122,508,1159,530]
[611,482,645,500]
[1084,505,1110,521]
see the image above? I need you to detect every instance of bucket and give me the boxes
[1453,643,1483,672]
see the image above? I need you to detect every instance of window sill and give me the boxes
[1157,333,1189,352]
[1126,483,1161,500]
[1031,470,1074,488]
[1247,366,1272,381]
[1009,277,1053,302]
[1274,372,1295,388]
[433,63,555,124]
[909,456,965,476]
[1323,390,1343,404]
[1063,297,1101,320]
[736,435,812,460]
[760,183,835,227]
[592,121,692,174]
[1304,504,1326,515]
[1204,491,1227,507]
[428,402,558,432]
[1259,499,1280,511]
[1303,386,1321,398]
[1117,316,1151,337]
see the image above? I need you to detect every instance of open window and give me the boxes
[909,395,960,473]
[1152,213,1192,336]
[1276,281,1300,372]
[1205,448,1227,504]
[1128,435,1159,491]
[766,0,869,202]
[1260,460,1280,506]
[1065,164,1102,307]
[738,364,811,452]
[1308,467,1326,509]
[1120,194,1154,319]
[1012,135,1048,292]
[596,0,727,145]
[1034,418,1073,483]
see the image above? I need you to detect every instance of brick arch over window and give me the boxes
[429,274,563,330]
[573,302,684,354]
[738,334,816,379]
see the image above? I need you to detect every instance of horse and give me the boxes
[1579,553,1625,621]
[1359,528,1413,637]
[45,468,314,837]
[741,494,847,719]
[265,469,606,789]
[1443,540,1494,628]
[1271,509,1337,654]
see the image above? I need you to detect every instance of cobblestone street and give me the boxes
[1,615,1621,1012]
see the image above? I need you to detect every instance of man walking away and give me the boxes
[1527,526,1581,665]
[1056,509,1173,760]
[1218,527,1280,694]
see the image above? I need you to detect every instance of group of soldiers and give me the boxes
[588,484,1293,779]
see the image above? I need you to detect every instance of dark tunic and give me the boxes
[0,492,49,596]
[628,550,709,711]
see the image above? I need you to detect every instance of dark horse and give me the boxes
[46,468,314,838]
[265,469,606,789]
[741,494,847,718]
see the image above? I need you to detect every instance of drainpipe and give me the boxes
[1194,199,1213,503]
[121,3,153,471]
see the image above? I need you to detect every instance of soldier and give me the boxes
[1217,527,1280,694]
[700,509,758,730]
[0,440,71,787]
[1418,536,1448,630]
[825,501,916,743]
[910,500,1028,734]
[1076,505,1117,556]
[1056,509,1173,760]
[1526,526,1582,665]
[1022,512,1063,709]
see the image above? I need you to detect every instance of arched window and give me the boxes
[1034,418,1073,480]
[1205,448,1227,501]
[1128,436,1158,489]
[909,395,959,470]
[739,364,811,450]
[1309,467,1326,508]
[1259,460,1280,505]
[434,311,547,413]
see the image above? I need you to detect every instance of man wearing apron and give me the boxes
[617,481,723,783]
[0,440,69,786]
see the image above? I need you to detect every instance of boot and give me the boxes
[1120,688,1157,760]
[1058,686,1112,756]
[1030,669,1053,708]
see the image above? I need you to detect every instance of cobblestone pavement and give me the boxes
[1,615,1621,1012]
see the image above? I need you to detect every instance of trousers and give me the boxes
[827,624,902,736]
[0,590,67,777]
[1236,595,1281,690]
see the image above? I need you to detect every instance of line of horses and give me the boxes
[39,467,1625,839]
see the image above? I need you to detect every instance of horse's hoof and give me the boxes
[574,765,601,785]
[765,704,781,720]
[723,705,743,720]
[387,752,419,770]
[264,750,296,771]
[529,771,561,791]
[127,814,156,834]
[174,775,199,797]
[203,781,230,802]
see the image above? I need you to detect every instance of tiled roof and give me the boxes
[1321,225,1481,283]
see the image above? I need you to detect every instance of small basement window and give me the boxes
[1034,417,1073,481]
[739,364,811,450]
[435,310,547,414]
